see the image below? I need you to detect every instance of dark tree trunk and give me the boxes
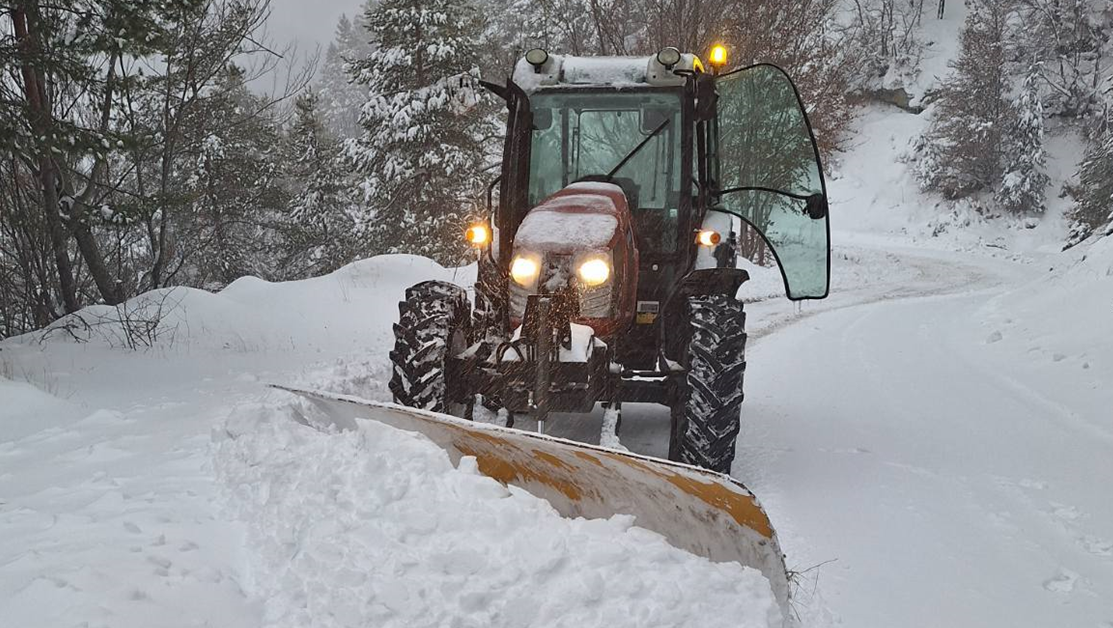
[12,4,80,313]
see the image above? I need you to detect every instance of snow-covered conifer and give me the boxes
[1068,117,1113,244]
[917,0,1011,199]
[181,64,287,288]
[318,14,371,139]
[278,91,360,277]
[997,65,1050,214]
[345,0,491,263]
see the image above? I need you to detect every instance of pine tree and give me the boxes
[917,0,1011,199]
[1068,121,1113,244]
[997,65,1050,214]
[278,91,359,277]
[182,64,287,288]
[317,13,370,139]
[345,0,490,264]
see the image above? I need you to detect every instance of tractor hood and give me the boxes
[514,182,627,254]
[509,181,639,337]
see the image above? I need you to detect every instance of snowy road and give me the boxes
[745,274,1113,627]
[532,240,1113,627]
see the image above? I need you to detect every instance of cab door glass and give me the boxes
[716,64,830,299]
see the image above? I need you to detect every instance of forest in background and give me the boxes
[0,0,1110,339]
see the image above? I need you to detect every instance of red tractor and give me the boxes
[389,47,830,474]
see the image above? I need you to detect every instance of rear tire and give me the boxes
[670,294,747,474]
[389,281,471,414]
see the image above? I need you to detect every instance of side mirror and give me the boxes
[444,72,481,113]
[805,194,828,220]
[533,108,553,130]
[642,107,671,133]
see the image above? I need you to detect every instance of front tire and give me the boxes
[388,281,471,414]
[669,294,747,474]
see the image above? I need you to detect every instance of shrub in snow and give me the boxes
[1017,0,1111,120]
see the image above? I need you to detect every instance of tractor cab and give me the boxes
[520,55,692,261]
[479,49,830,370]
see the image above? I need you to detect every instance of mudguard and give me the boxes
[272,384,791,616]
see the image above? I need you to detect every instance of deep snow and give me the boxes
[215,397,781,628]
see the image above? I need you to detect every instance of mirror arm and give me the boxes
[480,79,509,101]
[718,187,828,220]
[486,175,502,214]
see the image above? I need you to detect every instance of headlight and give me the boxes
[696,229,721,247]
[510,255,540,286]
[577,257,611,287]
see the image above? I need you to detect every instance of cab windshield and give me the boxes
[527,91,682,252]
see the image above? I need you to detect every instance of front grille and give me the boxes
[579,284,612,318]
[508,253,614,322]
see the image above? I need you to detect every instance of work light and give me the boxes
[465,224,490,247]
[708,45,728,67]
[656,47,682,69]
[525,48,549,68]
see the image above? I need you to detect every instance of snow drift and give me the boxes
[214,394,783,628]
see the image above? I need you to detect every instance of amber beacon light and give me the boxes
[708,45,728,69]
[465,223,490,247]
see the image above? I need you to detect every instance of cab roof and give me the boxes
[512,53,703,93]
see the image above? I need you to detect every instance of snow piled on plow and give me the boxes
[214,394,783,628]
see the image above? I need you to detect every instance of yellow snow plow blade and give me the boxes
[273,385,790,612]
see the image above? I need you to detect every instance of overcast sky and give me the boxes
[263,0,365,71]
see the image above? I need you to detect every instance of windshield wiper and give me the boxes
[603,117,671,180]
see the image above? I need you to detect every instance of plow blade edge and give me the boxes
[272,385,790,611]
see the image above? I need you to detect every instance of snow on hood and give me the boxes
[515,195,619,252]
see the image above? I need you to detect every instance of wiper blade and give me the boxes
[605,118,671,180]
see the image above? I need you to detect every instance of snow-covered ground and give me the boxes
[4,60,1112,627]
[4,218,1110,626]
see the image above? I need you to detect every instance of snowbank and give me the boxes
[27,255,476,354]
[0,376,86,441]
[214,394,784,628]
